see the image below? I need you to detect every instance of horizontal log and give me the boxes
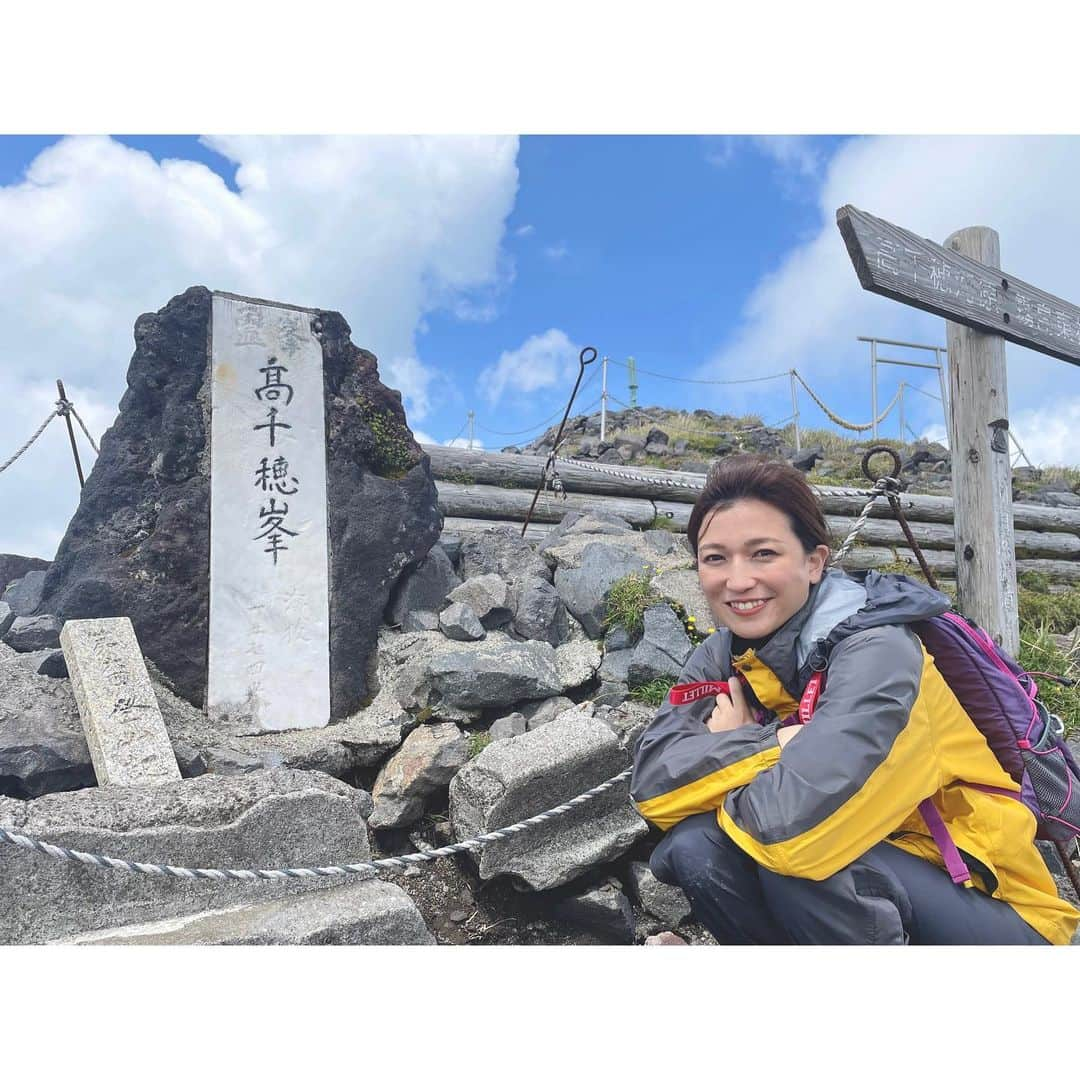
[424,444,1080,535]
[442,516,557,540]
[435,481,660,528]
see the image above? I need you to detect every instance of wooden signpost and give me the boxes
[838,205,1080,655]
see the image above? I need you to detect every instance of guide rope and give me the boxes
[61,401,100,455]
[0,767,633,881]
[793,370,900,432]
[603,356,790,386]
[0,407,61,475]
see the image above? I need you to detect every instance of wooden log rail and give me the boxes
[425,446,1080,583]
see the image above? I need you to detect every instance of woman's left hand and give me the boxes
[706,676,755,733]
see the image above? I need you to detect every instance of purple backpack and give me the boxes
[808,610,1080,887]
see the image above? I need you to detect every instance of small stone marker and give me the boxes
[60,617,181,787]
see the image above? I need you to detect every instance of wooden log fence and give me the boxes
[426,445,1080,585]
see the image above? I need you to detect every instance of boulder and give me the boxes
[426,636,563,710]
[645,428,669,446]
[553,543,650,638]
[629,605,693,685]
[553,638,603,691]
[446,574,513,629]
[62,878,433,945]
[0,602,14,638]
[519,696,575,730]
[439,602,485,642]
[0,647,96,797]
[448,712,646,890]
[458,526,552,585]
[368,722,470,830]
[35,650,69,679]
[787,446,824,472]
[594,700,655,752]
[489,712,527,741]
[651,568,715,631]
[2,570,47,616]
[0,555,50,595]
[599,647,633,685]
[4,615,62,652]
[402,610,440,633]
[34,286,441,718]
[511,577,570,647]
[386,544,460,627]
[0,769,374,944]
[553,882,635,944]
[627,861,692,926]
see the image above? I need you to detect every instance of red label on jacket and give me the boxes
[668,680,730,706]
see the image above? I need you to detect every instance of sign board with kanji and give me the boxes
[837,204,1080,367]
[207,292,330,732]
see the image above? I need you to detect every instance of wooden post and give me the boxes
[944,226,1019,655]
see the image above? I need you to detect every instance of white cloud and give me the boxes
[514,224,535,237]
[1011,397,1080,467]
[444,437,485,449]
[411,429,437,446]
[543,243,568,261]
[477,328,581,406]
[695,136,1080,462]
[0,134,519,555]
[751,135,822,178]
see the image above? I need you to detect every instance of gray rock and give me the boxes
[34,286,441,718]
[593,682,630,708]
[439,602,486,642]
[553,882,635,944]
[651,568,715,631]
[427,636,563,710]
[553,543,649,638]
[489,712,527,741]
[402,610,440,633]
[599,647,633,684]
[0,602,14,638]
[63,878,434,945]
[628,861,692,926]
[645,428,669,446]
[0,555,50,596]
[512,576,570,647]
[671,439,688,454]
[594,700,655,752]
[628,605,693,685]
[597,448,622,464]
[554,638,603,691]
[643,440,670,456]
[387,544,461,627]
[448,712,646,890]
[613,436,646,455]
[0,648,96,797]
[682,459,711,474]
[520,696,575,730]
[0,769,373,944]
[604,625,636,652]
[439,534,462,567]
[446,574,513,629]
[458,526,552,585]
[4,615,63,652]
[643,529,678,556]
[2,570,47,616]
[35,650,69,679]
[368,722,470,830]
[787,446,824,472]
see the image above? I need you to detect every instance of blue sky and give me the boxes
[1,133,1078,557]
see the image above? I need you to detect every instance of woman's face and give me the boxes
[696,497,830,639]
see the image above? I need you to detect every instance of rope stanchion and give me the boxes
[67,405,100,455]
[0,767,633,881]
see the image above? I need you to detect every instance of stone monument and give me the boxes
[37,286,442,726]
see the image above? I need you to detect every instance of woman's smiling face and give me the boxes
[696,497,830,639]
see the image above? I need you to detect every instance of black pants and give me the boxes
[650,812,1049,945]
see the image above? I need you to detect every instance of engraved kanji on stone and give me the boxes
[254,455,300,495]
[254,356,294,407]
[236,304,268,347]
[254,406,292,447]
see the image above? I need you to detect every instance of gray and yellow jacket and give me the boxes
[630,569,1080,945]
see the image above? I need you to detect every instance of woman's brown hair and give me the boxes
[686,454,832,564]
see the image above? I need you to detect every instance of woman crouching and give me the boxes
[630,454,1078,945]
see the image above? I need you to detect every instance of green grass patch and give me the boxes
[1018,584,1080,635]
[467,732,492,758]
[604,571,662,637]
[630,677,678,708]
[1018,623,1079,740]
[648,514,681,532]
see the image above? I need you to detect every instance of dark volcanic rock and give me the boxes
[0,555,50,595]
[36,287,441,718]
[1,570,47,615]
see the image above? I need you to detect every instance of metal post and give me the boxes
[467,410,475,451]
[600,356,608,443]
[898,381,905,445]
[935,347,951,448]
[56,379,85,489]
[789,370,800,452]
[627,357,638,408]
[870,339,878,440]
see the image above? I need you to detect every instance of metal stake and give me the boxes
[56,379,85,488]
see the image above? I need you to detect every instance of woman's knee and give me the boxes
[649,812,731,886]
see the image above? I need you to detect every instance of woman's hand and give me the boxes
[706,676,755,733]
